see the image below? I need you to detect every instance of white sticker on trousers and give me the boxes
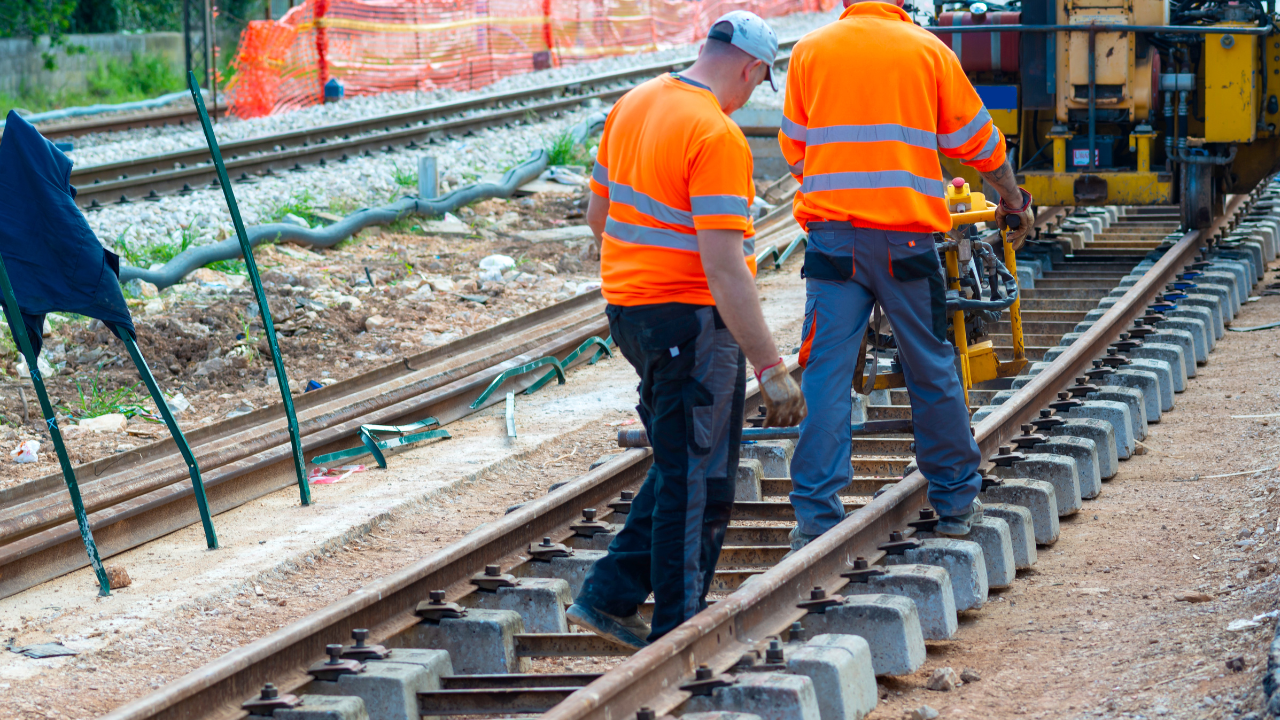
[669,346,680,357]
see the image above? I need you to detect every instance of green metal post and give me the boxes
[0,257,111,595]
[187,72,311,505]
[118,331,218,548]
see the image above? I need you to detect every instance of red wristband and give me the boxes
[755,358,784,382]
[999,187,1033,214]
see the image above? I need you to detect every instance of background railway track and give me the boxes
[88,181,1279,720]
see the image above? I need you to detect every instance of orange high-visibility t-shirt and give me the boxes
[592,74,757,307]
[779,2,1007,233]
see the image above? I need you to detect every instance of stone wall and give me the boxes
[0,32,183,98]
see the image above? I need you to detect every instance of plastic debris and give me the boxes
[307,465,366,485]
[79,413,128,433]
[165,392,191,415]
[9,643,77,659]
[478,254,516,283]
[226,399,255,419]
[10,440,39,463]
[305,380,324,392]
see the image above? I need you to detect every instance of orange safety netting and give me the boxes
[226,0,834,118]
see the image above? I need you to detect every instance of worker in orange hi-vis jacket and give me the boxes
[779,0,1034,547]
[565,11,806,651]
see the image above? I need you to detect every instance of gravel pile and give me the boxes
[79,8,837,260]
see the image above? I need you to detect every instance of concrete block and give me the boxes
[1155,317,1208,364]
[981,503,1037,569]
[989,390,1017,406]
[786,634,877,720]
[883,539,988,610]
[495,579,572,633]
[683,672,821,720]
[1050,419,1118,480]
[684,713,762,720]
[1027,437,1100,499]
[1180,294,1224,338]
[1128,343,1187,392]
[1068,400,1135,459]
[921,517,1015,589]
[1192,281,1238,319]
[1016,265,1035,289]
[520,549,606,597]
[410,609,528,674]
[991,455,1081,515]
[1206,261,1251,304]
[800,594,924,676]
[980,479,1059,545]
[1166,304,1220,343]
[744,440,794,478]
[1087,387,1147,441]
[970,405,997,424]
[737,459,764,502]
[1041,346,1065,364]
[310,650,450,720]
[276,695,369,720]
[845,564,957,640]
[1111,365,1166,417]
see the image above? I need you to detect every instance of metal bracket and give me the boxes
[529,537,573,561]
[416,590,468,622]
[242,683,302,717]
[308,644,365,681]
[472,564,518,591]
[342,629,390,661]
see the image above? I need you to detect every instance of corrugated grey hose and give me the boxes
[119,110,609,290]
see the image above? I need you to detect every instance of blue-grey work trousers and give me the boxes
[576,303,744,640]
[791,222,982,534]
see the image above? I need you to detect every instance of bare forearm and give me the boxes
[586,193,609,250]
[978,159,1022,206]
[699,229,780,370]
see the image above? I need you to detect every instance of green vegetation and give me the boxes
[262,189,319,225]
[391,163,417,189]
[73,372,143,419]
[546,129,594,167]
[0,50,182,116]
[114,217,199,268]
[208,258,247,275]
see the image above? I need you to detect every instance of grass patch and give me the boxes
[546,129,594,167]
[208,258,247,275]
[391,163,417,189]
[262,189,318,225]
[73,372,144,420]
[0,51,182,117]
[115,217,200,268]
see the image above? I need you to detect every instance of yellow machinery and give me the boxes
[858,179,1027,403]
[930,0,1279,229]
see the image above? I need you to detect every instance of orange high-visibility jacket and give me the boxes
[592,74,757,307]
[779,2,1006,233]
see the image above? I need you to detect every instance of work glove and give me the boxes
[758,360,807,428]
[994,187,1034,250]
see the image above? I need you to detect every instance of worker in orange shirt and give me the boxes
[780,0,1033,547]
[565,11,806,650]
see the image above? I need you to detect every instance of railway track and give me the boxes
[65,46,795,212]
[25,103,229,141]
[87,181,1280,720]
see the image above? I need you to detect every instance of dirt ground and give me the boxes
[0,189,601,491]
[870,262,1280,720]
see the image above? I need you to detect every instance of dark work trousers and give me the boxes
[791,223,983,534]
[576,302,745,641]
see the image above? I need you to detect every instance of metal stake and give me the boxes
[118,330,218,548]
[187,71,312,505]
[0,256,111,595]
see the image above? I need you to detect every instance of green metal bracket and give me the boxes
[471,356,566,409]
[188,72,312,506]
[310,418,450,467]
[776,233,808,269]
[524,336,613,396]
[118,331,217,549]
[0,257,111,596]
[756,246,780,267]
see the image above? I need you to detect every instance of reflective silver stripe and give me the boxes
[781,116,807,143]
[951,13,962,59]
[801,170,945,198]
[805,123,937,151]
[970,130,1001,162]
[609,181,695,226]
[938,107,992,149]
[591,161,608,185]
[991,28,1001,71]
[743,237,756,256]
[605,218,699,251]
[690,194,750,218]
[789,159,804,176]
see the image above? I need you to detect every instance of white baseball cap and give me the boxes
[707,11,779,91]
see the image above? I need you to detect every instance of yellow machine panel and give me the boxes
[1205,26,1259,143]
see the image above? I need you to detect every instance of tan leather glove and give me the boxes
[759,361,807,428]
[994,187,1033,250]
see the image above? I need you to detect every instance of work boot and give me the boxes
[565,603,650,650]
[788,525,820,552]
[934,500,984,537]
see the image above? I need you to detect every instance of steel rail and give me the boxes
[542,193,1256,720]
[68,44,796,209]
[28,104,229,141]
[0,293,611,599]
